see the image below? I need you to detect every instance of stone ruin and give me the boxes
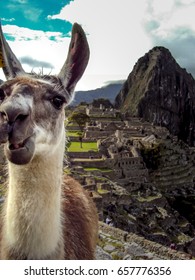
[64,105,195,257]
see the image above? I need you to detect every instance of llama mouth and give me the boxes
[6,136,35,165]
[9,142,25,150]
[8,136,30,151]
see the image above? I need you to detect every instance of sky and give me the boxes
[1,0,195,90]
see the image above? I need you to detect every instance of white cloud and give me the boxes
[1,0,195,91]
[144,0,195,75]
[49,0,152,90]
[147,1,195,38]
[2,24,63,41]
[179,0,195,4]
[0,24,71,81]
[1,18,15,22]
[48,0,195,89]
[151,0,175,15]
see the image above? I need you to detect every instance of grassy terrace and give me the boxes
[67,141,98,152]
[84,167,112,173]
[66,131,83,137]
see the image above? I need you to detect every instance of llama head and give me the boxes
[0,23,89,165]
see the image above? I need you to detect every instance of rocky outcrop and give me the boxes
[115,46,195,146]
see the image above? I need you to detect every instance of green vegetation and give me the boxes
[140,142,162,170]
[178,221,189,228]
[67,141,98,152]
[97,234,124,260]
[66,130,83,137]
[111,253,122,260]
[93,176,108,182]
[152,231,167,236]
[66,122,78,127]
[176,233,192,243]
[68,111,90,129]
[97,189,109,195]
[63,168,72,175]
[84,167,112,173]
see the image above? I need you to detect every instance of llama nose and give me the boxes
[0,102,29,124]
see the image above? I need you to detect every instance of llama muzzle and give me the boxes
[0,98,35,164]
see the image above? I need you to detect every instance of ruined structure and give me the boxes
[66,104,195,257]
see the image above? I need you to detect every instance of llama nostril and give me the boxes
[0,106,29,124]
[0,111,8,122]
[0,111,28,123]
[16,114,29,122]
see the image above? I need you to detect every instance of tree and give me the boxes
[68,111,90,130]
[92,98,113,108]
[67,111,90,148]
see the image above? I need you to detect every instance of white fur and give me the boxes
[4,124,65,259]
[33,120,65,157]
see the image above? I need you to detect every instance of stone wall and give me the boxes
[123,168,148,178]
[99,222,191,260]
[70,159,106,168]
[67,136,98,142]
[86,107,117,118]
[68,151,102,159]
[85,130,114,139]
[106,156,143,168]
[66,125,81,131]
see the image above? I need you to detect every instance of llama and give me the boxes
[0,22,98,259]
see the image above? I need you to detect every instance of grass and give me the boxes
[97,189,110,194]
[84,167,112,173]
[176,233,192,243]
[66,131,83,137]
[67,141,98,152]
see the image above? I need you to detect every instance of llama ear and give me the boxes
[0,22,25,79]
[58,23,89,96]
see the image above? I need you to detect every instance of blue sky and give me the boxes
[1,0,195,90]
[0,0,72,35]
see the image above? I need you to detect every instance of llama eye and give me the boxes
[51,96,65,110]
[0,88,5,102]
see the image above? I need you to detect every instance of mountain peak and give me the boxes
[115,46,195,146]
[151,45,171,53]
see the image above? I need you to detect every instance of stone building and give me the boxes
[86,104,119,118]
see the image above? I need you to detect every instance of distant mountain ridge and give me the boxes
[115,46,195,146]
[73,82,123,105]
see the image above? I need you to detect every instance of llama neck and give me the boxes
[3,138,65,259]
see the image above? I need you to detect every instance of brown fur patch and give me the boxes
[0,175,98,260]
[63,176,98,259]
